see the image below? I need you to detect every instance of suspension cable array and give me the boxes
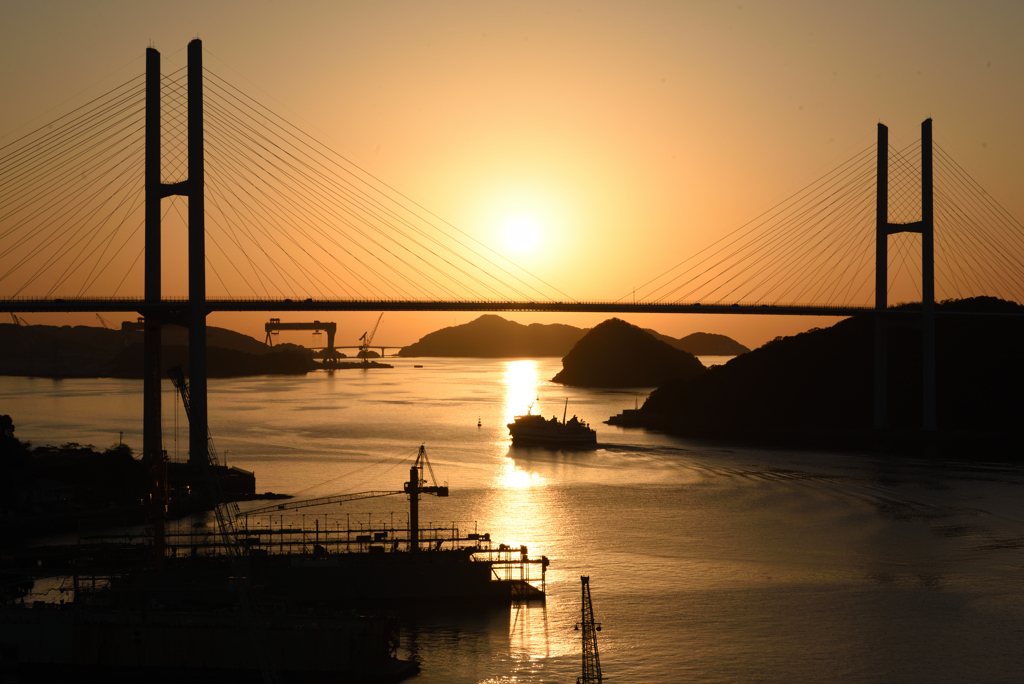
[0,75,146,299]
[623,132,1024,309]
[1,53,570,304]
[2,49,1023,310]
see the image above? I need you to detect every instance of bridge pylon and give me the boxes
[874,119,936,431]
[143,40,208,476]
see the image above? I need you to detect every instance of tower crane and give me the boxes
[358,312,384,361]
[575,575,603,684]
[240,444,448,552]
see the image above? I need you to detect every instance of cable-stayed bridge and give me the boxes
[3,40,1024,458]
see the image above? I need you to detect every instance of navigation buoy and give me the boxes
[477,417,481,427]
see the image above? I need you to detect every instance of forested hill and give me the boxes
[646,330,750,356]
[397,314,748,358]
[397,315,585,357]
[0,323,313,378]
[552,318,706,388]
[628,297,1024,445]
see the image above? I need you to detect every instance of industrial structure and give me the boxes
[576,576,603,684]
[265,318,341,363]
[358,312,383,361]
[243,444,449,553]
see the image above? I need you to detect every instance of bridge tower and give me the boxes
[144,40,208,473]
[874,119,936,431]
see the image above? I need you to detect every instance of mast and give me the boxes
[576,575,603,684]
[404,445,449,552]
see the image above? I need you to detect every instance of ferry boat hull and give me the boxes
[507,412,597,448]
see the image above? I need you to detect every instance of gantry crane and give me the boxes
[264,318,341,362]
[240,444,447,552]
[576,575,603,684]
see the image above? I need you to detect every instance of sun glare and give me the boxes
[503,217,540,253]
[503,360,540,426]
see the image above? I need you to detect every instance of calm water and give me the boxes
[4,358,1024,683]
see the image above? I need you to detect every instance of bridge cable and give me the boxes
[620,143,875,303]
[203,85,479,298]
[203,68,569,302]
[652,145,876,305]
[202,80,520,301]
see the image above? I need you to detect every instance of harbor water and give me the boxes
[4,357,1024,683]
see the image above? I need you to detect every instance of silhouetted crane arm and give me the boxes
[359,312,384,356]
[238,490,404,517]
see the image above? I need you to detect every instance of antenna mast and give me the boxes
[576,575,603,684]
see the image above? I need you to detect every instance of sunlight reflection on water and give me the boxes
[495,456,546,490]
[7,361,1024,683]
[501,359,541,426]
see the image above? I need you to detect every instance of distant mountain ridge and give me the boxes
[397,315,747,358]
[646,330,750,356]
[0,323,313,378]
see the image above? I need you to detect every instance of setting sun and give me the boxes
[502,216,541,253]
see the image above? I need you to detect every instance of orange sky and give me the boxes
[3,1,1023,349]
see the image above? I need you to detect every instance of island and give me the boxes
[397,314,585,357]
[611,297,1024,453]
[397,314,748,359]
[552,318,706,388]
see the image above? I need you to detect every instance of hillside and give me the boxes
[397,314,585,357]
[628,297,1024,444]
[398,315,748,359]
[0,323,312,378]
[107,344,315,378]
[552,318,706,388]
[647,331,751,356]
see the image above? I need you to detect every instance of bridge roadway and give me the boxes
[5,297,871,317]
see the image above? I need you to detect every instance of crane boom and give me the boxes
[359,312,384,359]
[238,445,448,555]
[241,490,404,517]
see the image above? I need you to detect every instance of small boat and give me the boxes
[507,399,596,448]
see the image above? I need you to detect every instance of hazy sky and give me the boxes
[3,1,1022,349]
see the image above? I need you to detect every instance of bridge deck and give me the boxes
[4,298,870,316]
